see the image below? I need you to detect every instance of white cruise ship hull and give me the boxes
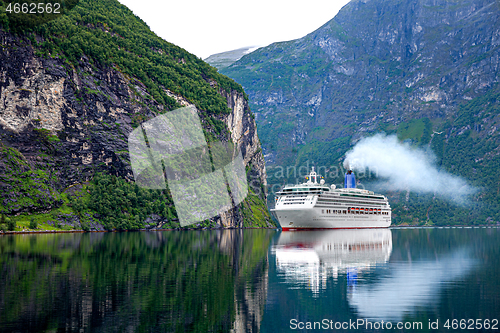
[272,207,391,230]
[272,168,392,230]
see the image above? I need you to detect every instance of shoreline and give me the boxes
[0,227,280,235]
[1,225,499,235]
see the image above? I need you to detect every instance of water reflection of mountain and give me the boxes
[0,230,273,333]
[274,229,393,293]
[349,249,477,321]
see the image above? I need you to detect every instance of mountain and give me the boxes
[0,0,273,230]
[205,46,260,70]
[222,0,500,225]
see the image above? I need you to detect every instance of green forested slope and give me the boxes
[1,0,243,114]
[0,0,272,230]
[222,0,500,225]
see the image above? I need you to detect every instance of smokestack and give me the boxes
[344,170,356,189]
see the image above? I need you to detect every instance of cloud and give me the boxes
[344,134,476,204]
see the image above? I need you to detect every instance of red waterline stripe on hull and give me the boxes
[280,227,389,231]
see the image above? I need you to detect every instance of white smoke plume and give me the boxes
[344,134,476,204]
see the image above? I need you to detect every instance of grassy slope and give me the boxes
[221,3,500,226]
[0,0,271,230]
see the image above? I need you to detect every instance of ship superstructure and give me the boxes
[271,168,391,230]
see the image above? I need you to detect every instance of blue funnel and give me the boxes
[344,170,356,188]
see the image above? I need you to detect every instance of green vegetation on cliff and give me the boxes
[71,173,178,231]
[0,0,244,115]
[0,143,62,215]
[222,0,500,226]
[0,0,272,230]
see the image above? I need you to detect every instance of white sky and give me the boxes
[118,0,351,59]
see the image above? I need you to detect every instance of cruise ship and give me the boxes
[271,168,391,230]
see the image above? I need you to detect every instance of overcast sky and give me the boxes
[117,0,351,59]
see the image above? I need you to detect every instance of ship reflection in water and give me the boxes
[272,228,481,323]
[349,248,477,321]
[273,229,392,294]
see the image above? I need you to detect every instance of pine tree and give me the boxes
[6,216,15,231]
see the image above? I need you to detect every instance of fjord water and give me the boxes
[0,228,499,332]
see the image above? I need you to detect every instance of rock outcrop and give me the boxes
[0,11,272,228]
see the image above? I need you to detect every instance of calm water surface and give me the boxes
[0,227,499,332]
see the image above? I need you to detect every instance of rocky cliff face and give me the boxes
[217,90,268,227]
[222,0,500,224]
[0,23,271,228]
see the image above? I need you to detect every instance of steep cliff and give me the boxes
[222,0,500,225]
[0,0,273,229]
